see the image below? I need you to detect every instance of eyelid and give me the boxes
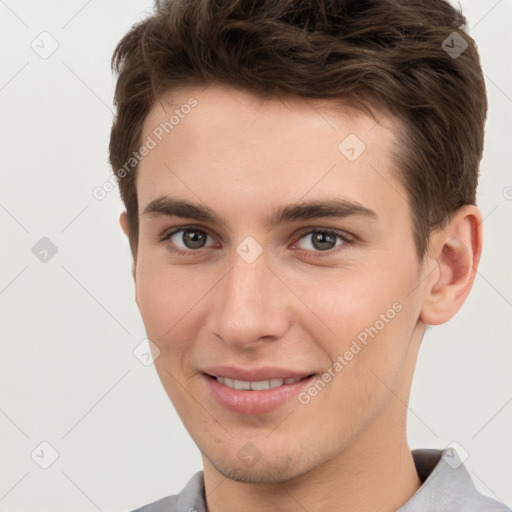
[292,226,354,243]
[159,224,214,242]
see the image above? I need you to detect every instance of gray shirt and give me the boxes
[131,448,510,511]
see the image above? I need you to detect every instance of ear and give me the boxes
[420,205,483,325]
[119,211,136,285]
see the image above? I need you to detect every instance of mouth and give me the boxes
[205,374,313,391]
[202,370,317,414]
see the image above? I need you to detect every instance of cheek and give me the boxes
[136,270,173,338]
[135,259,201,344]
[298,271,393,341]
[296,262,417,375]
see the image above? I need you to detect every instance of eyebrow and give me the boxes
[142,196,378,227]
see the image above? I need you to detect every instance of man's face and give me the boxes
[132,84,428,482]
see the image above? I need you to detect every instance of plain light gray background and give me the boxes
[1,1,511,511]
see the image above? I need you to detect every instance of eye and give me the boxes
[160,226,352,257]
[163,227,217,254]
[293,229,349,254]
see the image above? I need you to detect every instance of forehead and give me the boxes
[141,83,396,154]
[137,83,407,225]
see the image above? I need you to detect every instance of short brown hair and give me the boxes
[109,0,487,260]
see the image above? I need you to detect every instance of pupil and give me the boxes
[312,232,335,251]
[183,230,206,249]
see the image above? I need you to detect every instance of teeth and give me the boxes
[249,379,270,390]
[215,376,303,390]
[269,378,285,388]
[234,379,251,390]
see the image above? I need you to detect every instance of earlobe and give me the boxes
[420,206,482,326]
[119,211,130,237]
[119,211,137,286]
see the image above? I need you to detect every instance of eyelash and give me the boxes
[159,226,353,258]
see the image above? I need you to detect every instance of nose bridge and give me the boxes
[209,249,287,348]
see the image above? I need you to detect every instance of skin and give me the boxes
[120,83,482,512]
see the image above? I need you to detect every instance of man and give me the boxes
[109,0,509,510]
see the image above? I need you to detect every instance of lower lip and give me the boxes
[203,374,315,415]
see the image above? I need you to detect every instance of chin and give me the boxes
[204,448,313,484]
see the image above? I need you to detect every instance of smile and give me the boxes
[213,375,305,390]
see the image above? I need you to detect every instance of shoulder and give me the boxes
[129,494,179,512]
[128,471,205,512]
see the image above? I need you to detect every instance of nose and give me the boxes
[207,249,290,350]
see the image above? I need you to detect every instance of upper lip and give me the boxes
[202,365,314,381]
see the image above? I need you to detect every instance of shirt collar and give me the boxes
[398,448,508,511]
